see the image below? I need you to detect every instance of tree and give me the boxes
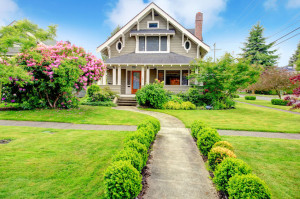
[101,25,121,61]
[296,53,300,71]
[241,22,278,67]
[289,41,300,67]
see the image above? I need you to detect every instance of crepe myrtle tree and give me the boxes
[3,41,106,109]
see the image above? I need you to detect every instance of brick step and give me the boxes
[117,102,137,106]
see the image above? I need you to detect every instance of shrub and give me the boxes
[124,140,148,167]
[232,94,239,98]
[124,132,150,148]
[137,127,155,144]
[190,120,207,139]
[208,147,236,171]
[163,100,196,110]
[138,118,160,133]
[228,174,271,199]
[87,84,101,97]
[112,148,143,172]
[135,81,168,109]
[213,158,252,192]
[197,127,221,156]
[104,160,142,199]
[80,101,116,107]
[245,96,256,100]
[91,90,111,102]
[181,101,196,110]
[212,141,234,151]
[271,99,288,106]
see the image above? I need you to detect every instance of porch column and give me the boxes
[113,67,116,85]
[117,66,121,85]
[146,67,150,84]
[103,70,107,85]
[195,68,198,85]
[141,66,145,86]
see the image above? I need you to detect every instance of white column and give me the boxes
[113,67,116,85]
[195,68,198,85]
[118,66,121,85]
[103,70,107,85]
[146,67,150,84]
[141,66,145,86]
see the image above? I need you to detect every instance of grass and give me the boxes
[222,136,300,199]
[0,105,152,125]
[236,98,300,113]
[147,103,300,133]
[0,126,130,198]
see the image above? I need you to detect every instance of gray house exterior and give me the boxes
[96,3,210,95]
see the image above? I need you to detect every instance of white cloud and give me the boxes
[264,0,278,10]
[107,0,227,31]
[286,0,300,8]
[0,0,19,26]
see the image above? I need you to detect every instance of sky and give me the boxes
[1,0,300,67]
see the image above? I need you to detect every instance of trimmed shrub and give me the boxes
[190,120,207,139]
[112,148,143,172]
[212,141,234,151]
[80,101,116,107]
[163,101,196,110]
[181,101,196,110]
[208,147,236,171]
[124,132,150,148]
[124,140,148,167]
[91,90,111,102]
[138,118,160,133]
[271,99,288,106]
[213,158,252,192]
[104,160,142,199]
[232,94,239,98]
[245,96,256,100]
[87,84,101,97]
[197,127,221,156]
[228,174,271,199]
[137,127,155,144]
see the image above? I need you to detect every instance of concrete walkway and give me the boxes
[114,106,218,199]
[218,130,300,140]
[0,120,137,131]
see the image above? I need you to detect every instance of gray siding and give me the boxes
[164,85,190,93]
[139,13,168,29]
[110,31,136,58]
[99,85,121,94]
[121,69,126,94]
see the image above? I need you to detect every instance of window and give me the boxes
[139,36,145,51]
[160,36,167,51]
[147,36,159,51]
[166,70,180,85]
[116,41,122,51]
[184,40,191,51]
[127,71,131,86]
[148,21,159,28]
[158,70,164,82]
[182,70,189,85]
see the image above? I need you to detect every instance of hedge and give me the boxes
[197,127,221,156]
[190,120,207,139]
[271,99,288,106]
[208,147,236,171]
[104,118,160,198]
[212,141,234,151]
[245,96,256,100]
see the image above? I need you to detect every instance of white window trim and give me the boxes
[136,36,169,53]
[156,69,190,86]
[147,21,159,29]
[116,40,123,53]
[184,40,191,53]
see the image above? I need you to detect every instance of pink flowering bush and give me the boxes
[286,74,300,109]
[3,41,106,109]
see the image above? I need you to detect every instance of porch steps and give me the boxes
[117,96,137,106]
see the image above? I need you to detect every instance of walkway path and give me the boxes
[114,106,218,199]
[218,130,300,140]
[238,94,278,101]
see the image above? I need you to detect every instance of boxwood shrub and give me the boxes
[124,140,148,167]
[228,174,271,199]
[112,148,143,172]
[208,147,236,171]
[271,99,288,106]
[137,127,155,144]
[245,96,256,100]
[104,160,142,199]
[232,94,239,98]
[138,118,160,133]
[197,127,221,156]
[124,131,150,148]
[213,158,252,193]
[212,141,234,151]
[190,120,207,139]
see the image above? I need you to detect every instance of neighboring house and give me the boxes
[96,2,210,94]
[282,65,297,74]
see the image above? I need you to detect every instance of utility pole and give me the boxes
[213,43,221,62]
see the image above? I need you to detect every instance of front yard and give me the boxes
[0,126,129,198]
[222,136,300,199]
[149,103,300,133]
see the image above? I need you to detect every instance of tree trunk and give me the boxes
[276,90,281,99]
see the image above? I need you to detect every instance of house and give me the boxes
[96,2,210,95]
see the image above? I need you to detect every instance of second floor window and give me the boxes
[139,36,168,52]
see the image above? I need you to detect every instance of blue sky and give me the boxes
[1,0,300,66]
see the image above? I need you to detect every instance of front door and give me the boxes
[131,71,141,94]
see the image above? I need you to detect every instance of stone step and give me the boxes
[117,102,137,106]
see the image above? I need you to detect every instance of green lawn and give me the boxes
[236,98,300,113]
[222,136,300,199]
[148,103,300,133]
[0,126,129,198]
[0,105,152,125]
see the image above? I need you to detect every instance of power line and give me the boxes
[267,19,300,39]
[233,0,257,25]
[271,26,300,44]
[273,32,300,46]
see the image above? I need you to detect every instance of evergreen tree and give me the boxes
[241,23,278,67]
[101,25,121,61]
[289,41,300,67]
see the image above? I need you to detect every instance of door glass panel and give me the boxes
[133,72,140,89]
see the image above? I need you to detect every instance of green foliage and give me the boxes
[124,131,150,148]
[87,84,101,97]
[90,90,111,102]
[196,127,221,156]
[104,160,142,199]
[138,118,160,133]
[232,94,239,98]
[289,41,300,67]
[137,126,155,144]
[86,85,116,103]
[112,148,143,172]
[135,81,168,109]
[79,101,116,107]
[208,147,236,171]
[228,174,271,199]
[241,22,278,67]
[163,101,196,110]
[271,99,288,106]
[213,158,252,192]
[191,120,207,139]
[212,141,234,151]
[245,96,256,100]
[124,140,148,167]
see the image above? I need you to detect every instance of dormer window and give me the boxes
[148,21,159,29]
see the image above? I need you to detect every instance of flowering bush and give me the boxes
[2,41,105,109]
[288,74,300,109]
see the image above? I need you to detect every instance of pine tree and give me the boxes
[241,22,278,67]
[289,41,300,66]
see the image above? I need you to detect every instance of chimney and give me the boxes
[195,12,203,41]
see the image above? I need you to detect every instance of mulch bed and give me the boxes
[0,139,12,144]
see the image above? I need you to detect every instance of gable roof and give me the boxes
[96,2,210,53]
